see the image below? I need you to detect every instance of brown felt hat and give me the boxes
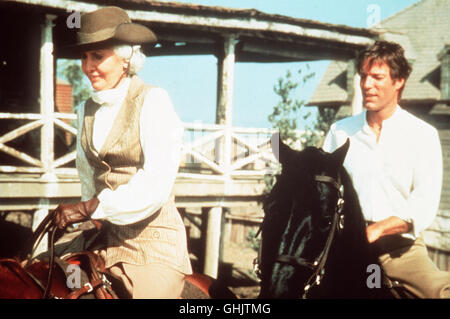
[62,6,157,56]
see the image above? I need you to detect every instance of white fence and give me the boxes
[0,112,77,175]
[180,122,280,180]
[0,112,281,179]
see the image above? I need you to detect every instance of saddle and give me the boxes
[0,211,121,299]
[370,233,418,299]
[62,251,118,299]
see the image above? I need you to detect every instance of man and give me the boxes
[322,40,450,298]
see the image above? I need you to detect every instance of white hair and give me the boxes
[113,44,146,75]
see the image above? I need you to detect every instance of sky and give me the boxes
[137,0,421,129]
[84,0,422,129]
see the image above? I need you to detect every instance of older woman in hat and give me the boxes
[53,6,192,298]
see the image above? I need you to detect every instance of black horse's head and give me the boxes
[258,134,350,298]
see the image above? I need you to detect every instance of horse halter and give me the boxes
[255,173,345,299]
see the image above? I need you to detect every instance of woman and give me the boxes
[54,6,192,298]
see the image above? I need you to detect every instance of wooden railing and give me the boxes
[0,112,77,175]
[0,112,281,180]
[181,122,280,180]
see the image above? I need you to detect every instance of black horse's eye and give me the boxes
[319,217,332,230]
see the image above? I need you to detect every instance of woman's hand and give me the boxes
[54,198,100,230]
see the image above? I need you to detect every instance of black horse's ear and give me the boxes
[271,132,291,164]
[330,138,350,168]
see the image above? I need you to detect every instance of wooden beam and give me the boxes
[0,144,43,167]
[241,41,356,62]
[347,59,363,115]
[203,206,223,278]
[215,35,237,193]
[0,179,81,198]
[216,35,237,126]
[40,13,57,180]
[10,0,375,47]
[0,119,44,145]
[149,42,218,57]
[438,44,450,101]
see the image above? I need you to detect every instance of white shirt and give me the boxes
[322,106,443,238]
[75,78,184,225]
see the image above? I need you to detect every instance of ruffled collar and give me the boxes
[91,77,131,106]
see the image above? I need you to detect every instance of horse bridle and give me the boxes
[254,173,345,299]
[24,211,59,299]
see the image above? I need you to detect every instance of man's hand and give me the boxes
[54,198,100,230]
[366,223,384,243]
[366,216,413,243]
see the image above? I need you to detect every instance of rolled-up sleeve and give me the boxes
[91,88,183,225]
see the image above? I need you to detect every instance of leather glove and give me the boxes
[54,198,100,230]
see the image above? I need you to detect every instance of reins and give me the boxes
[23,210,59,299]
[255,172,345,299]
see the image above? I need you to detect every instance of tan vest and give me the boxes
[81,76,192,274]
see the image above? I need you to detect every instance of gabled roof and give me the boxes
[309,0,450,107]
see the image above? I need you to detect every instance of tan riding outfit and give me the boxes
[76,76,192,298]
[51,6,193,298]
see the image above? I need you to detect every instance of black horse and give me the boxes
[257,135,395,299]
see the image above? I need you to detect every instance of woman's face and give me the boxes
[81,48,126,91]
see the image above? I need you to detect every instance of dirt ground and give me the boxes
[222,241,261,299]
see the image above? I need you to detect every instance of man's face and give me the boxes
[360,59,405,112]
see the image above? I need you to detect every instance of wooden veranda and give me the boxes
[0,0,382,277]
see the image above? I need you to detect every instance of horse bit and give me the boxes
[253,173,345,299]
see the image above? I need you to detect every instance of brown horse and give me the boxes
[0,212,236,299]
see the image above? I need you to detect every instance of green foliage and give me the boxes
[300,106,336,148]
[268,67,315,145]
[246,229,261,253]
[268,64,336,149]
[58,60,91,108]
[263,65,337,194]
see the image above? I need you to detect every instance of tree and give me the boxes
[58,60,91,109]
[264,65,337,193]
[268,67,313,147]
[268,64,336,149]
[300,105,337,148]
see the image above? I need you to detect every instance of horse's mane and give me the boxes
[260,143,386,298]
[338,166,369,248]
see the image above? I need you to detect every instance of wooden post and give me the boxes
[33,14,57,252]
[31,199,50,258]
[438,44,450,101]
[203,206,223,278]
[351,73,363,115]
[40,14,57,181]
[216,35,237,125]
[347,59,363,115]
[215,35,237,175]
[203,35,238,278]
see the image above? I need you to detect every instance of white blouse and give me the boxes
[322,106,443,238]
[75,78,184,225]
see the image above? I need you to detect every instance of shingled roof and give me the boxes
[308,0,450,107]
